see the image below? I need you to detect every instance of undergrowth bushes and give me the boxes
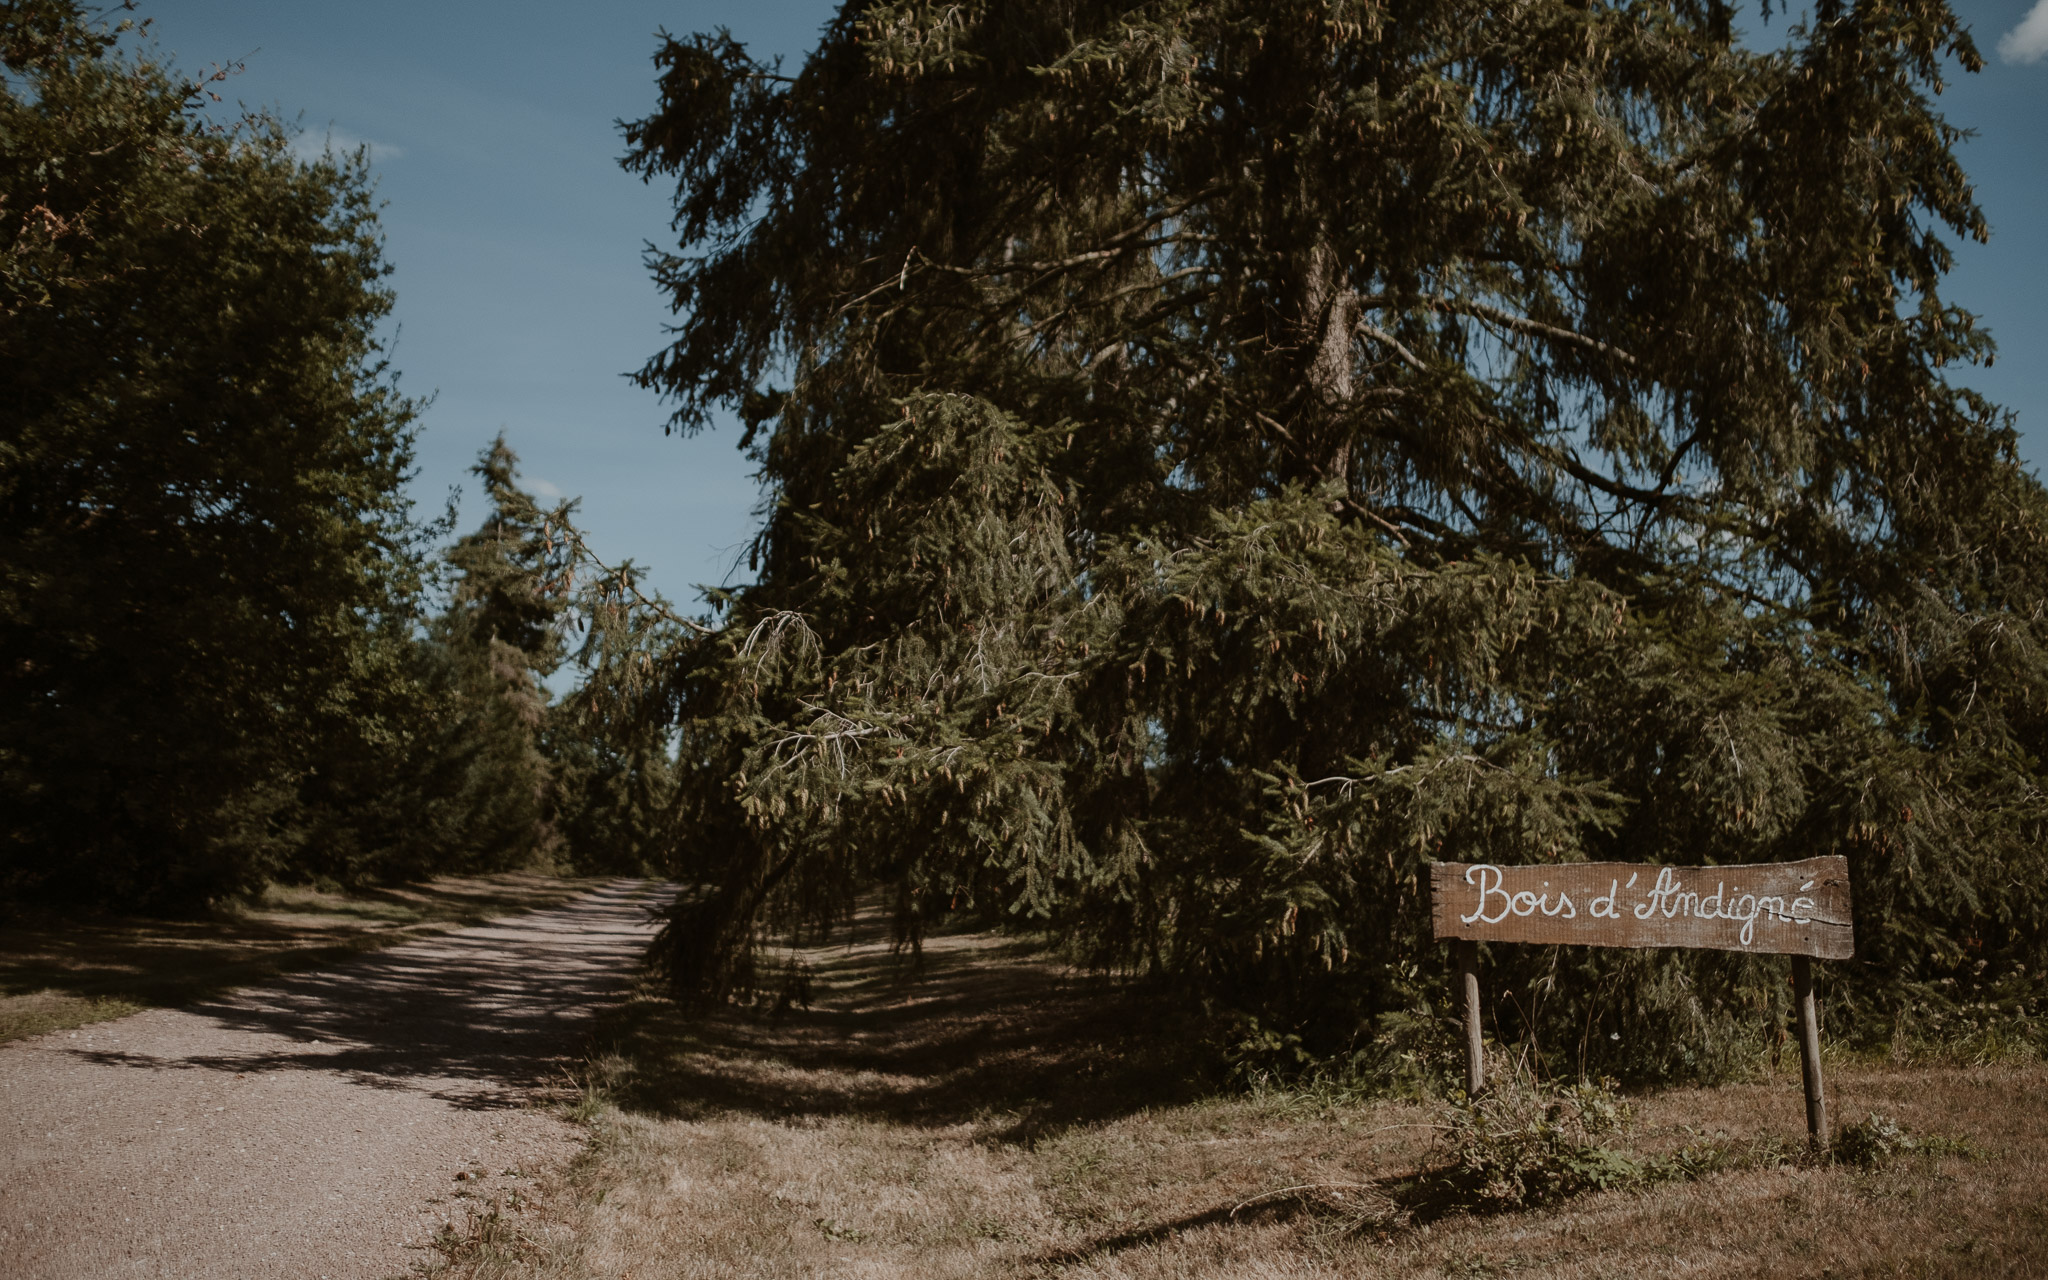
[1225,1031,1987,1234]
[1299,1074,1976,1235]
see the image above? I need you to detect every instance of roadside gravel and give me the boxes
[0,878,671,1280]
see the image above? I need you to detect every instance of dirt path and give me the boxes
[0,878,672,1280]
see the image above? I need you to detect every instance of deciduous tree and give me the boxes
[1,0,427,907]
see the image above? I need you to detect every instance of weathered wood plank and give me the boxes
[1429,857,1852,958]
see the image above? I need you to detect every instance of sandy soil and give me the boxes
[0,878,672,1280]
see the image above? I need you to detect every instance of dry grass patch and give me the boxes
[0,872,602,1042]
[438,910,2048,1280]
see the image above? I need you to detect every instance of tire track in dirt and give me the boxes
[0,878,672,1280]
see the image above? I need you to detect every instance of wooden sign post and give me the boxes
[1429,856,1853,1147]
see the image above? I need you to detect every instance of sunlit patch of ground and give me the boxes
[436,909,2048,1280]
[0,873,600,1042]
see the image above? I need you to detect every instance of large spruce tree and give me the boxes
[615,0,2046,1072]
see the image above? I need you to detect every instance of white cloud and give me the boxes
[289,126,405,164]
[2000,0,2048,63]
[526,477,565,499]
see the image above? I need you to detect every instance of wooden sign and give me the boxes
[1428,856,1854,1148]
[1430,856,1852,959]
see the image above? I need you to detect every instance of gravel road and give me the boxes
[0,878,672,1280]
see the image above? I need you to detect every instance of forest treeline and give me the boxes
[8,0,2048,1086]
[0,1,668,909]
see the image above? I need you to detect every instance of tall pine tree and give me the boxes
[613,0,2048,1073]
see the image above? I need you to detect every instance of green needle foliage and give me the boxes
[306,438,584,886]
[607,0,2044,1075]
[428,438,575,872]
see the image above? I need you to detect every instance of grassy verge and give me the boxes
[0,872,604,1043]
[433,911,2048,1280]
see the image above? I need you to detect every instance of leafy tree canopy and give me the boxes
[0,0,430,906]
[1,2,687,910]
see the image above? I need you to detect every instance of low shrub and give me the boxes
[1409,1077,1647,1214]
[1832,1112,1975,1168]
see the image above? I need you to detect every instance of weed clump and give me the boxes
[1831,1112,1975,1168]
[1273,1072,1802,1235]
[1413,1078,1647,1214]
[1240,1074,1670,1234]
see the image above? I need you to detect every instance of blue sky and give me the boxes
[152,1,2046,609]
[161,1,841,609]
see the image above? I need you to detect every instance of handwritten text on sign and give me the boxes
[1430,857,1852,958]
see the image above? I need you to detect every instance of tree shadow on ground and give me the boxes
[1022,1175,1490,1269]
[597,901,1216,1142]
[0,873,601,1014]
[18,880,671,1109]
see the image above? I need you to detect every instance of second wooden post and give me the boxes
[1456,938,1484,1096]
[1791,954,1829,1149]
